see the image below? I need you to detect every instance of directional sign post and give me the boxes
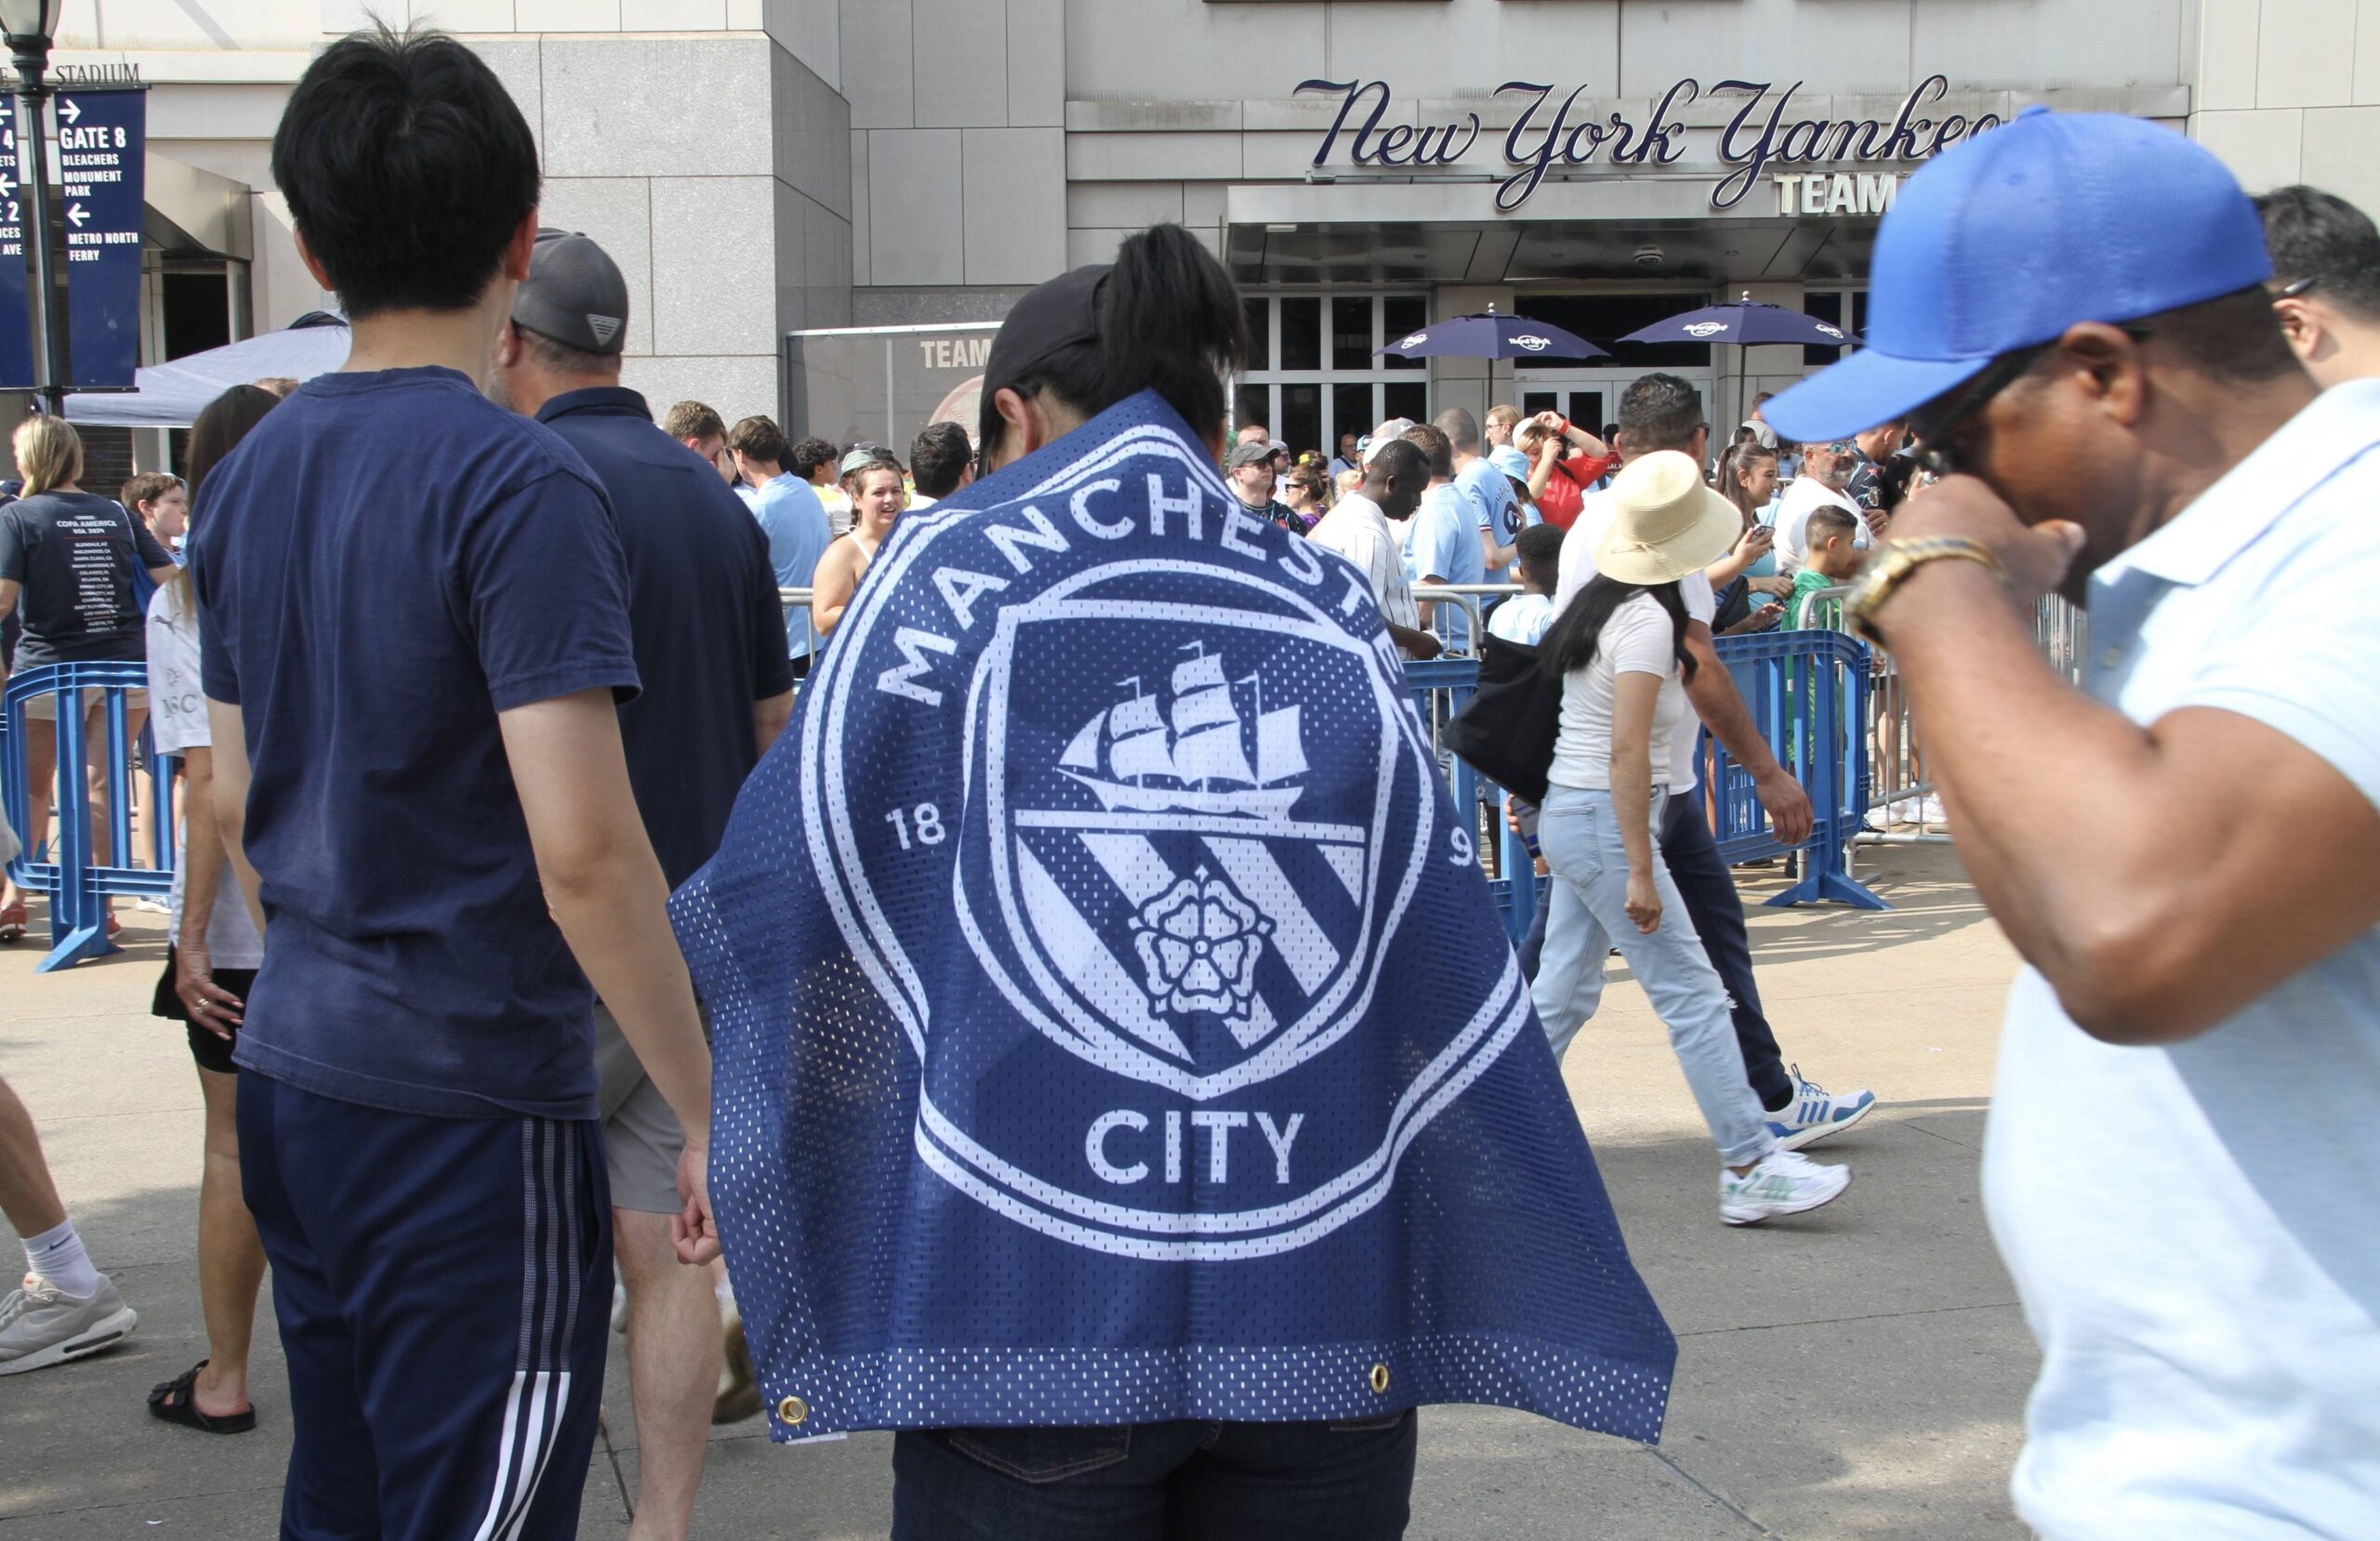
[0,95,33,389]
[55,89,143,389]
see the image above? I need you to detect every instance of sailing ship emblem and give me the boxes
[968,596,1419,1095]
[1059,645,1309,820]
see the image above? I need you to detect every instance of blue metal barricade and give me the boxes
[1,661,175,970]
[1402,655,1546,945]
[1420,630,1889,940]
[1704,630,1886,910]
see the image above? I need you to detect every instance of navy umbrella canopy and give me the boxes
[1378,308,1609,362]
[1619,294,1861,349]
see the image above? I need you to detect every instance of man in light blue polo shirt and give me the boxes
[1397,423,1485,654]
[1772,109,2380,1540]
[727,415,832,670]
[1435,406,1529,587]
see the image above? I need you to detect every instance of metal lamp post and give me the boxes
[2,0,63,415]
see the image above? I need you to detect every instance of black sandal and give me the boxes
[147,1360,257,1434]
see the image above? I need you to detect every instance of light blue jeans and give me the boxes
[1530,785,1777,1168]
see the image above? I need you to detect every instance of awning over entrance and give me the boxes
[1222,178,1879,287]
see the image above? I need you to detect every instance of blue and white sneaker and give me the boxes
[1766,1065,1876,1151]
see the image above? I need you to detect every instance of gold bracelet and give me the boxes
[1842,536,2009,647]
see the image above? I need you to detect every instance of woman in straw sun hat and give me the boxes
[1530,450,1854,1227]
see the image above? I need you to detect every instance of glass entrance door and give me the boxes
[1236,292,1430,460]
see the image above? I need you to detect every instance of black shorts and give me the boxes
[153,942,258,1076]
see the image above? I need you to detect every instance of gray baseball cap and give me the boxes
[511,229,629,356]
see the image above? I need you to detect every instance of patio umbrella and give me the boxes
[62,311,351,429]
[1378,307,1608,362]
[1618,293,1860,349]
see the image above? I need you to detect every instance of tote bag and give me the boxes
[1446,633,1563,806]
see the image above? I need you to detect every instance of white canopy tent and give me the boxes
[62,314,350,429]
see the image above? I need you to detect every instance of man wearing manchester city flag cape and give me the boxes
[670,225,1673,1537]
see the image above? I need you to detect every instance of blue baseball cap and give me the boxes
[1765,108,2272,443]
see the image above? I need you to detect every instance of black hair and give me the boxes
[978,224,1247,462]
[2137,284,2310,384]
[271,26,539,319]
[1540,574,1697,686]
[910,421,972,499]
[789,436,839,478]
[1617,374,1707,455]
[727,415,789,466]
[1515,522,1565,592]
[2255,185,2380,321]
[1360,438,1428,494]
[1400,423,1453,480]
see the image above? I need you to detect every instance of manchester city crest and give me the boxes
[800,424,1535,1260]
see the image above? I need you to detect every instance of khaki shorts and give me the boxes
[20,686,147,721]
[593,1004,709,1216]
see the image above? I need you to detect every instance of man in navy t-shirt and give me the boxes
[188,32,718,1539]
[491,229,795,1528]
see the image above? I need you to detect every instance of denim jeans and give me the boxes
[1529,785,1776,1168]
[891,1412,1417,1540]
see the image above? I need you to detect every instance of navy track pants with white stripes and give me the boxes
[238,1070,612,1541]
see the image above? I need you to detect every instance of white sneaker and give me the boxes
[0,1273,138,1375]
[1721,1150,1852,1226]
[1919,794,1948,825]
[1765,1065,1878,1152]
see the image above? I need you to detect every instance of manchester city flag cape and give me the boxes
[671,390,1676,1442]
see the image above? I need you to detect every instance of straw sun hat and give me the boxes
[1591,451,1745,586]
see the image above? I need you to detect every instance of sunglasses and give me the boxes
[2274,275,2320,300]
[1908,324,2153,477]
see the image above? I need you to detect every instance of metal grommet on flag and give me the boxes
[1368,1363,1391,1395]
[776,1395,810,1427]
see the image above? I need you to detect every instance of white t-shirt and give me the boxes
[1547,593,1691,793]
[145,586,265,968]
[1772,474,1871,574]
[1984,382,2380,1540]
[1554,487,1718,792]
[1309,491,1419,632]
[1488,592,1555,646]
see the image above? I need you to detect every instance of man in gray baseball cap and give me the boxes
[492,228,797,1528]
[510,227,630,357]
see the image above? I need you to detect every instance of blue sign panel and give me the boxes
[57,89,143,388]
[0,97,33,389]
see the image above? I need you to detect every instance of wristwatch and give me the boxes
[1842,536,2009,646]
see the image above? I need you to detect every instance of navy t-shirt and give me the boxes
[190,367,640,1120]
[0,489,174,667]
[535,388,793,889]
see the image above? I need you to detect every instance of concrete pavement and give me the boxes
[0,842,2036,1538]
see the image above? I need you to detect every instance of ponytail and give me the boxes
[979,224,1249,457]
[1097,224,1247,438]
[13,414,82,495]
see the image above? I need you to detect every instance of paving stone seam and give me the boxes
[1636,1443,1789,1537]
